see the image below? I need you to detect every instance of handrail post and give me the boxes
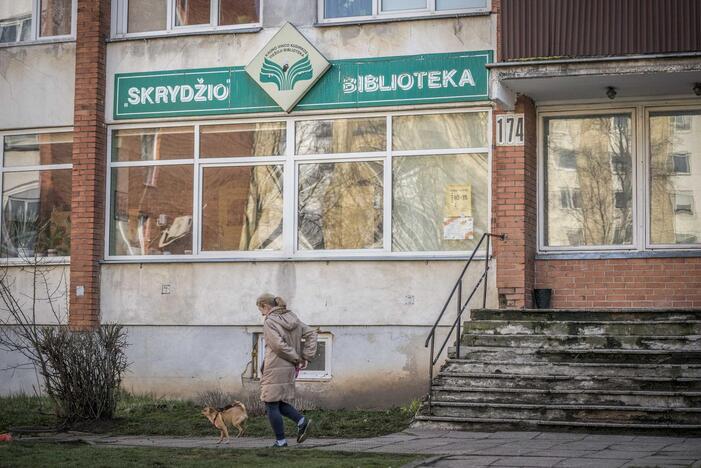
[483,234,491,308]
[456,280,462,360]
[428,334,434,415]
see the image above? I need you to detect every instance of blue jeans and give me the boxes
[265,401,303,440]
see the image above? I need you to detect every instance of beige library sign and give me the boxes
[245,23,331,112]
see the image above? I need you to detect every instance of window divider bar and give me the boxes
[192,124,201,255]
[383,114,393,252]
[2,164,73,172]
[283,120,296,256]
[110,159,195,167]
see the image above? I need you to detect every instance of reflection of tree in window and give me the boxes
[298,162,383,250]
[544,115,632,247]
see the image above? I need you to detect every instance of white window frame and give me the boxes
[538,101,701,254]
[0,127,73,263]
[0,0,77,47]
[105,107,493,261]
[317,0,490,24]
[256,332,332,381]
[111,0,262,39]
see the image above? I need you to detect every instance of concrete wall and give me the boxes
[101,261,496,406]
[0,43,75,129]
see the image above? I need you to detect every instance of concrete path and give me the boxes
[18,429,701,467]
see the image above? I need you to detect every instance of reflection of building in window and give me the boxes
[671,153,691,174]
[674,192,695,215]
[673,115,692,131]
[566,229,584,246]
[614,191,628,210]
[0,14,31,43]
[676,233,698,244]
[558,150,577,170]
[559,188,581,209]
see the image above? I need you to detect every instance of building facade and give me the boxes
[0,0,699,407]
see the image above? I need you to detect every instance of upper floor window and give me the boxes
[319,0,488,23]
[0,0,74,45]
[113,0,259,38]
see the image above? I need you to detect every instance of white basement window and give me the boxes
[319,0,489,23]
[0,0,75,45]
[256,333,332,381]
[0,130,73,259]
[112,0,260,38]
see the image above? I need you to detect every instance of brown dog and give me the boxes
[201,401,248,443]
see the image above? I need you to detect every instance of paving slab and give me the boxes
[555,458,626,468]
[587,449,656,460]
[429,455,501,467]
[491,455,565,467]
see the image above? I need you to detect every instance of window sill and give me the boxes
[108,26,262,43]
[0,37,75,49]
[536,250,701,261]
[314,10,491,27]
[0,256,70,266]
[100,253,489,264]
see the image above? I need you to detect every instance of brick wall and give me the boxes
[535,258,701,309]
[69,0,110,330]
[493,96,537,308]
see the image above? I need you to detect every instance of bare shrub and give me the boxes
[38,324,129,421]
[0,251,129,423]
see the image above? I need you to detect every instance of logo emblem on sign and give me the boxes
[246,22,330,112]
[260,54,313,91]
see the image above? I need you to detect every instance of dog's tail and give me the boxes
[220,401,247,413]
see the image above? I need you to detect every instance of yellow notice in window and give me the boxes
[444,184,472,218]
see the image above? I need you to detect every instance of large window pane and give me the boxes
[296,118,385,155]
[4,133,73,167]
[650,110,701,245]
[112,127,194,162]
[298,161,383,250]
[220,0,258,24]
[0,0,32,43]
[109,165,193,256]
[324,0,371,18]
[543,115,633,247]
[201,165,283,251]
[436,0,487,10]
[393,154,487,251]
[40,0,71,37]
[128,0,166,33]
[382,0,426,11]
[200,122,285,158]
[1,170,71,257]
[393,112,488,151]
[175,0,210,26]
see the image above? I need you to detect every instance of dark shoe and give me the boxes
[296,418,312,443]
[271,441,288,448]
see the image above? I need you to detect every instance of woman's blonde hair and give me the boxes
[256,293,286,308]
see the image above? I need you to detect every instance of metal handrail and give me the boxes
[424,232,505,415]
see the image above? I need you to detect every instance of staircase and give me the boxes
[415,309,701,432]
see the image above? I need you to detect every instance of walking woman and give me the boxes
[257,293,317,448]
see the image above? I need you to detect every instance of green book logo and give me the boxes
[260,54,313,91]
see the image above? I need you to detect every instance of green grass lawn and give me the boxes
[0,394,416,439]
[0,442,421,468]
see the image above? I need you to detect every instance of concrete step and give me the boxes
[441,360,701,378]
[430,386,701,407]
[470,309,701,322]
[463,320,701,336]
[412,415,701,433]
[423,401,701,425]
[434,372,701,392]
[459,334,701,351]
[450,347,701,364]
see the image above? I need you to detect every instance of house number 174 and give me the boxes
[496,113,524,146]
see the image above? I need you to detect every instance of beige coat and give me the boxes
[261,307,317,403]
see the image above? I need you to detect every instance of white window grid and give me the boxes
[105,107,492,261]
[317,0,490,24]
[0,127,74,263]
[111,0,262,39]
[537,102,701,253]
[0,0,77,46]
[256,332,332,381]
